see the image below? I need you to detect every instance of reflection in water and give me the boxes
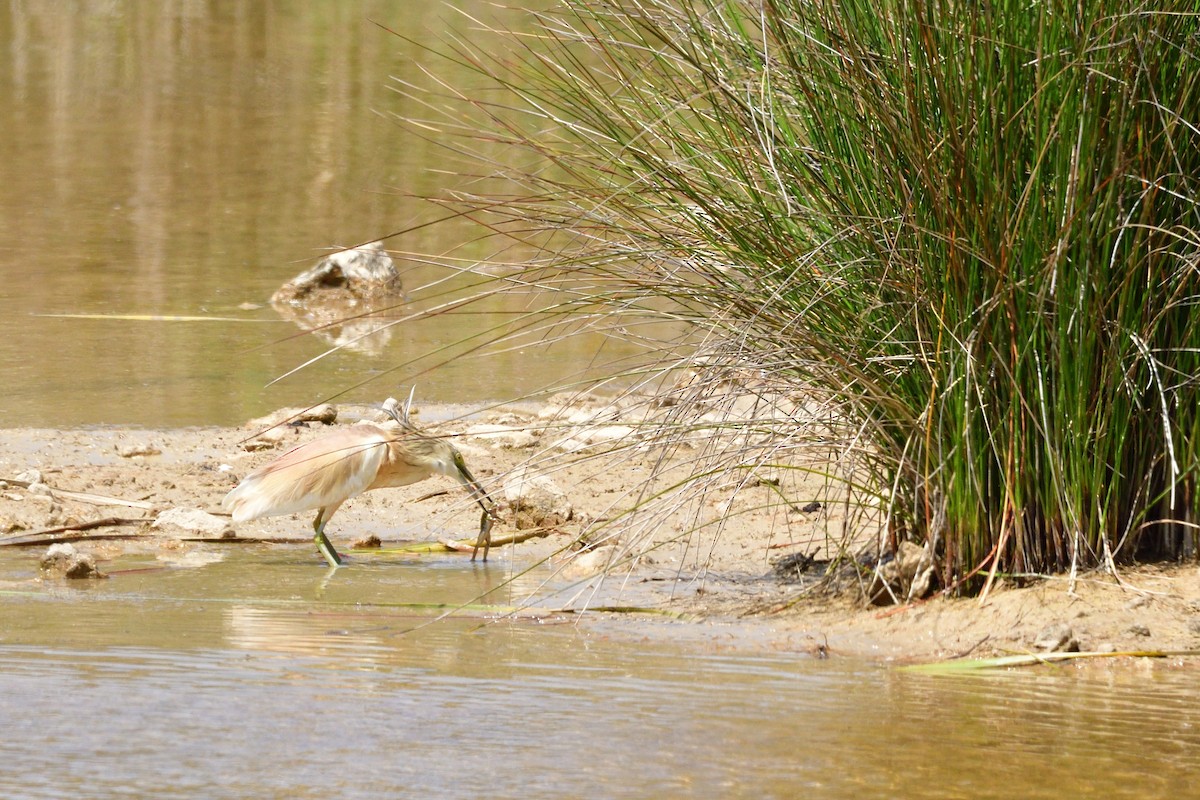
[0,551,1196,798]
[224,605,390,663]
[271,300,400,356]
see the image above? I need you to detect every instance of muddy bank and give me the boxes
[2,401,1199,664]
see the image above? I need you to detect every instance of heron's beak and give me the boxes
[455,461,495,516]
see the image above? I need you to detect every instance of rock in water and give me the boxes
[39,543,105,579]
[271,241,403,305]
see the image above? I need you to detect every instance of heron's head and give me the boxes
[435,441,495,516]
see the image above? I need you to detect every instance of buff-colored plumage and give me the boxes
[222,418,494,567]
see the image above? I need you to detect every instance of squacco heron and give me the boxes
[222,404,495,567]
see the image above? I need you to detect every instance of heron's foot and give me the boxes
[315,532,343,568]
[470,509,495,563]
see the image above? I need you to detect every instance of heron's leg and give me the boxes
[471,509,494,563]
[312,507,343,568]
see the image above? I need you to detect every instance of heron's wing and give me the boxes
[223,426,391,521]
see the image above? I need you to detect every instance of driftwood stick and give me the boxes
[0,517,151,547]
[359,528,555,555]
[1,478,155,510]
[439,527,554,553]
[178,536,310,544]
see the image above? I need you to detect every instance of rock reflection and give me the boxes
[270,300,401,355]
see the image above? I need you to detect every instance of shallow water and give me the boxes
[0,2,632,428]
[0,548,1197,799]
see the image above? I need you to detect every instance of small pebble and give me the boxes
[295,404,338,425]
[1033,621,1080,652]
[1128,623,1151,637]
[15,469,42,485]
[153,507,233,537]
[243,427,288,452]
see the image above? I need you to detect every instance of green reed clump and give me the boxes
[407,0,1200,586]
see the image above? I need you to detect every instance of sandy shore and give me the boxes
[3,399,1199,665]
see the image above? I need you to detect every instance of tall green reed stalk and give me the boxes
[401,0,1200,588]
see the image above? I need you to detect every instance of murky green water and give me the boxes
[4,6,1200,797]
[0,549,1197,799]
